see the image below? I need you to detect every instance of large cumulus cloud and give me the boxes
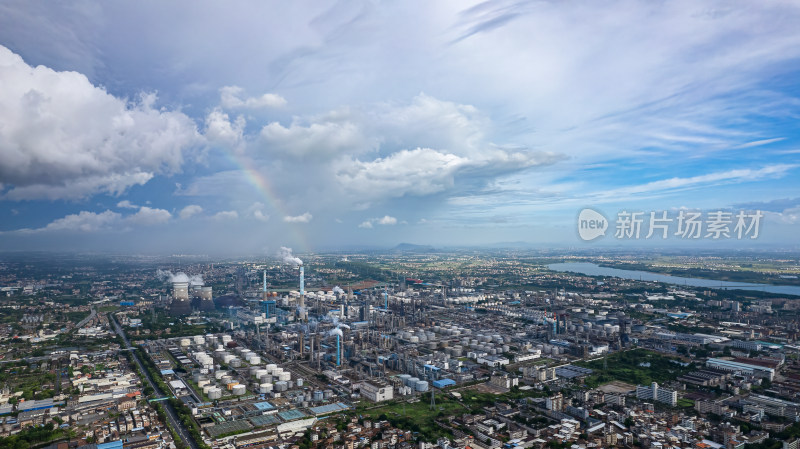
[0,45,202,200]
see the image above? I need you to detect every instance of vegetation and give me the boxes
[577,349,694,387]
[0,423,71,449]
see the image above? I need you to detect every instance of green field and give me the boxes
[577,349,694,388]
[354,387,546,442]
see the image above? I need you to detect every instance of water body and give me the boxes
[547,262,800,297]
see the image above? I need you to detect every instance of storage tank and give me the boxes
[296,378,304,387]
[215,371,228,380]
[406,377,419,387]
[229,358,242,368]
[258,374,273,383]
[248,356,261,365]
[313,390,324,402]
[180,338,191,347]
[323,389,334,399]
[266,364,278,373]
[274,381,288,392]
[278,372,291,382]
[259,383,273,394]
[255,369,268,379]
[232,384,247,395]
[415,381,429,392]
[193,336,206,345]
[208,387,222,400]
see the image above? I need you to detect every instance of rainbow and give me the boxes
[224,152,311,252]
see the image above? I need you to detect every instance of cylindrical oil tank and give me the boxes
[274,381,288,392]
[313,390,324,402]
[208,388,222,400]
[180,338,191,347]
[229,358,242,368]
[297,378,304,387]
[415,381,429,392]
[232,384,246,395]
[249,356,261,365]
[407,377,419,387]
[323,389,333,399]
[259,383,273,393]
[278,372,291,382]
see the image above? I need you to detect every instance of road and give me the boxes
[110,315,202,449]
[74,307,97,329]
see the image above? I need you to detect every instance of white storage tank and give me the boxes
[296,378,304,387]
[415,381,429,392]
[180,338,191,347]
[259,383,273,393]
[274,381,288,392]
[255,369,268,379]
[406,377,419,387]
[229,358,242,368]
[215,371,228,380]
[248,356,261,365]
[208,387,222,400]
[232,384,247,395]
[278,372,291,382]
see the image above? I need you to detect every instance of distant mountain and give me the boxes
[392,243,437,252]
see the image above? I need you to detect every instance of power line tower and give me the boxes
[430,387,436,410]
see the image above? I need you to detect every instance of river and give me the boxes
[547,262,800,296]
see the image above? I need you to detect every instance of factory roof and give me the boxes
[253,401,275,411]
[308,402,350,416]
[432,379,456,388]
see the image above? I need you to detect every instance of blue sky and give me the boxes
[0,0,799,254]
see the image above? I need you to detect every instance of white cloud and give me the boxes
[376,215,397,225]
[29,210,122,233]
[284,212,312,223]
[12,206,171,233]
[116,200,138,209]
[591,164,797,200]
[0,45,202,200]
[212,210,239,220]
[335,147,561,202]
[205,109,245,148]
[220,85,286,109]
[127,206,171,226]
[247,202,270,222]
[179,204,203,219]
[260,119,370,159]
[359,215,399,228]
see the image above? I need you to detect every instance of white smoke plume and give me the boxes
[328,328,343,338]
[337,323,350,330]
[278,247,303,266]
[333,286,345,295]
[156,269,204,286]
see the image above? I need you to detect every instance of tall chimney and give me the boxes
[299,265,305,308]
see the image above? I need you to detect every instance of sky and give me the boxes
[1,0,799,255]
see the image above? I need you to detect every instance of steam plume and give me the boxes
[157,269,204,286]
[278,247,303,266]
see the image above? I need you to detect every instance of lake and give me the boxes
[547,262,800,297]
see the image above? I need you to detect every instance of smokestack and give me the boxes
[299,266,305,309]
[336,333,340,366]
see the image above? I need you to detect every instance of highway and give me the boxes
[110,315,202,449]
